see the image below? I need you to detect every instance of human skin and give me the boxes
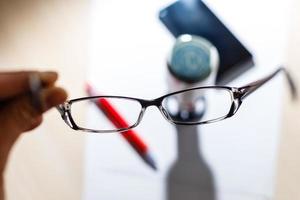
[0,71,68,200]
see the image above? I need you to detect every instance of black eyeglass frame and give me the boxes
[57,67,297,133]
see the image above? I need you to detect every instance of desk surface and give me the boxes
[84,0,292,200]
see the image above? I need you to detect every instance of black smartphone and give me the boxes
[159,0,254,84]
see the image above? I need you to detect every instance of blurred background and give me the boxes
[0,0,299,200]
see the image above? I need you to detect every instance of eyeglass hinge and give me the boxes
[63,102,71,111]
[232,88,245,99]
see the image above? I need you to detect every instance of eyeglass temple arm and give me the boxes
[238,67,298,100]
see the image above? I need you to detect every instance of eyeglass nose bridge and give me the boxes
[138,98,174,124]
[139,97,163,108]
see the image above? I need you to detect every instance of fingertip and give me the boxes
[39,71,58,86]
[44,87,68,109]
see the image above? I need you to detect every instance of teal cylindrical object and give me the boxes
[166,34,219,121]
[168,34,219,84]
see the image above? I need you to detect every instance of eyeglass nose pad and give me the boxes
[159,106,172,122]
[135,107,146,125]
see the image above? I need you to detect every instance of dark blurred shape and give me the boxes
[159,0,254,85]
[166,125,216,200]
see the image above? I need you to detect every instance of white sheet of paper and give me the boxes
[84,0,292,199]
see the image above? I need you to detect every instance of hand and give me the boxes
[0,71,67,200]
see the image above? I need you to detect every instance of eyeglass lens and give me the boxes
[71,97,142,131]
[162,88,233,123]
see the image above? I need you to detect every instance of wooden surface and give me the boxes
[275,0,300,199]
[0,1,88,200]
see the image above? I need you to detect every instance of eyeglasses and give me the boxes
[56,67,297,133]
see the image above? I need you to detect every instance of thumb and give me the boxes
[0,87,67,141]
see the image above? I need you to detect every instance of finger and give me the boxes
[0,71,58,99]
[41,87,68,111]
[0,86,67,140]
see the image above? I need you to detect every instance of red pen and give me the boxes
[86,84,157,170]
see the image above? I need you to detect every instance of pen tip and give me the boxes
[143,152,158,171]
